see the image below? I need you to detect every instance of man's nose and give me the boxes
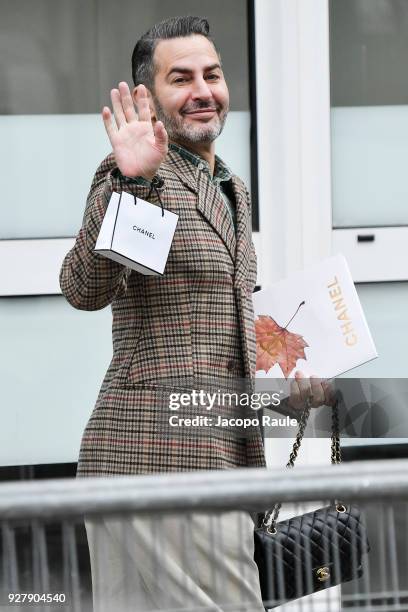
[190,76,213,101]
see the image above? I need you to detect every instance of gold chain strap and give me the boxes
[262,394,341,534]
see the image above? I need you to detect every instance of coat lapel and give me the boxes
[165,150,236,262]
[196,173,236,262]
[230,176,252,288]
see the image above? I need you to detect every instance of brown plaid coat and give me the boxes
[59,148,267,476]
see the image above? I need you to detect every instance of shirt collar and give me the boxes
[169,142,232,184]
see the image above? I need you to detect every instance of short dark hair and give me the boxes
[131,16,220,92]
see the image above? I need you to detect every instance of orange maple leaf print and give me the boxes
[255,301,309,378]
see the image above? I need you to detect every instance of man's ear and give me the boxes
[131,85,157,122]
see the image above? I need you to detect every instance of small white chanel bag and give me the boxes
[94,185,178,276]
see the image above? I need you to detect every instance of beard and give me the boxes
[152,95,229,145]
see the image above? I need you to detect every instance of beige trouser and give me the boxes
[84,511,266,612]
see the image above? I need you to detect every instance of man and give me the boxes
[60,15,332,612]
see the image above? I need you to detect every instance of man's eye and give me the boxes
[174,77,188,84]
[206,74,219,80]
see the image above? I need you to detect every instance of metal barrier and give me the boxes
[1,458,408,612]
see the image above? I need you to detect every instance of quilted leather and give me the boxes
[253,504,370,609]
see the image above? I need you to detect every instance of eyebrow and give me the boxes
[166,63,222,78]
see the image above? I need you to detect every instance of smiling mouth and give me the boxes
[183,108,217,117]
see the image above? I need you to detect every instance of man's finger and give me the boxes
[118,82,137,122]
[295,371,312,403]
[287,377,301,410]
[153,120,168,150]
[310,375,325,407]
[102,107,117,143]
[111,88,126,129]
[136,84,153,123]
[322,379,335,406]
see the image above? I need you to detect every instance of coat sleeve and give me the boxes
[59,153,152,311]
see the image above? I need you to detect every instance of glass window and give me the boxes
[0,296,112,466]
[329,0,408,228]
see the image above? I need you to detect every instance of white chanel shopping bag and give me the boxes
[94,190,179,275]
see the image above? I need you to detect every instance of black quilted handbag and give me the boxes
[254,397,370,609]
